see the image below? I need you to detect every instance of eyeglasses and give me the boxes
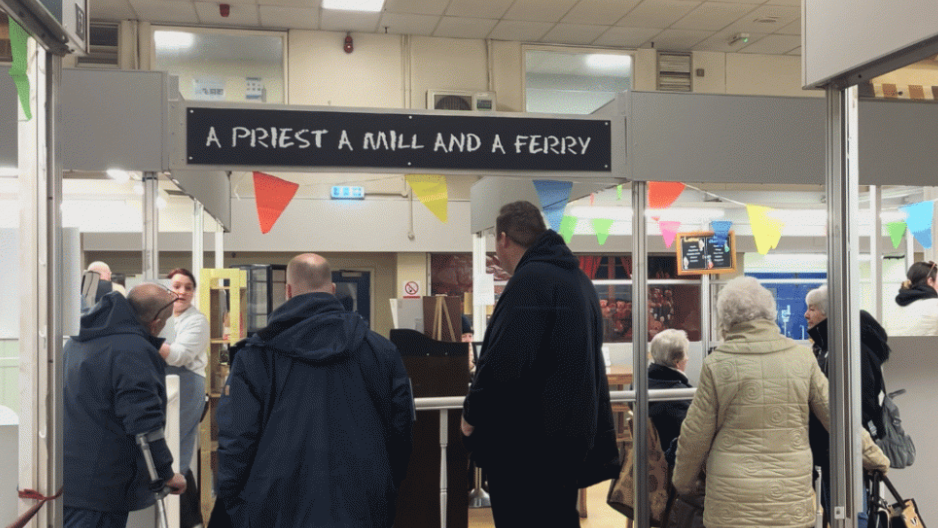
[151,287,180,323]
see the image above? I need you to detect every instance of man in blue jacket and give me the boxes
[462,201,619,527]
[64,284,187,528]
[217,253,414,528]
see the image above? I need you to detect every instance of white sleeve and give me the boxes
[164,311,210,368]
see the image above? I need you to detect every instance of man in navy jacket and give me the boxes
[217,253,414,528]
[64,285,186,528]
[462,201,619,527]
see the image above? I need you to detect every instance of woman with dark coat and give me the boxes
[646,329,694,453]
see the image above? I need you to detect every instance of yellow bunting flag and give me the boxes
[746,204,785,255]
[406,174,448,223]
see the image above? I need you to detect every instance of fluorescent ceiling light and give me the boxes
[585,54,631,72]
[0,166,18,177]
[322,0,384,12]
[154,31,195,51]
[106,169,130,183]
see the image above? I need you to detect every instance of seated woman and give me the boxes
[673,276,889,528]
[647,329,693,456]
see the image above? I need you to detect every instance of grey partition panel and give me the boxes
[627,91,827,185]
[169,170,231,231]
[61,69,167,172]
[804,0,938,88]
[0,68,17,169]
[858,100,938,187]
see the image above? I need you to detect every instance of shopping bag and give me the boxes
[607,418,670,526]
[869,471,926,528]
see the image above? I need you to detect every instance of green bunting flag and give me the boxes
[616,184,623,200]
[558,216,577,244]
[886,221,907,249]
[592,218,614,246]
[8,19,32,121]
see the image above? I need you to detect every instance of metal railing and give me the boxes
[412,387,697,528]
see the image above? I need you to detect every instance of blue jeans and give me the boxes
[166,366,205,475]
[64,507,128,528]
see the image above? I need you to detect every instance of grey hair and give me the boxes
[717,276,778,335]
[649,329,689,368]
[805,285,828,316]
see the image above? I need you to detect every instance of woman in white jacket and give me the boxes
[892,260,938,336]
[673,276,889,528]
[159,268,210,477]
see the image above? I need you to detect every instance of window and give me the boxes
[525,48,633,115]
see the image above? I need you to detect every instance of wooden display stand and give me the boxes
[198,268,247,524]
[390,329,469,528]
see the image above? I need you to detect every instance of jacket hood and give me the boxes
[895,283,938,307]
[806,312,890,363]
[515,230,579,272]
[719,318,795,354]
[252,292,366,363]
[74,291,163,349]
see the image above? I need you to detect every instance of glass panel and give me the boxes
[593,281,702,343]
[153,29,285,104]
[525,49,633,114]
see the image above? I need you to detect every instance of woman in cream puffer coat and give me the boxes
[672,277,890,528]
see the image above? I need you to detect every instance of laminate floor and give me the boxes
[467,482,628,528]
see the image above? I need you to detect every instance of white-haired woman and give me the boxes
[673,277,889,528]
[647,329,693,455]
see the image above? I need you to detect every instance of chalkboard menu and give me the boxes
[676,231,737,276]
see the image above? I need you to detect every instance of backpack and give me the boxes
[874,388,915,469]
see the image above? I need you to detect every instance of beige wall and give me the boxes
[396,253,428,299]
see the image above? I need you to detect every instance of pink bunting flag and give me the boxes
[659,220,681,248]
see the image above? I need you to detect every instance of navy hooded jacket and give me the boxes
[463,230,619,486]
[64,292,174,512]
[217,292,414,528]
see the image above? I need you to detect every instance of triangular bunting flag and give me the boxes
[711,220,733,246]
[648,182,685,209]
[8,20,31,121]
[592,218,614,246]
[253,171,299,234]
[659,220,681,248]
[559,216,577,244]
[616,184,623,201]
[886,221,907,249]
[406,174,449,223]
[900,201,934,249]
[532,180,573,231]
[747,204,785,255]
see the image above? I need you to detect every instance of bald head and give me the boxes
[87,261,112,281]
[286,253,334,298]
[127,283,177,335]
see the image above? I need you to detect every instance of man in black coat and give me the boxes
[64,285,186,528]
[217,253,414,528]
[461,201,619,527]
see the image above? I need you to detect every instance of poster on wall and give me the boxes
[192,77,226,101]
[245,77,264,101]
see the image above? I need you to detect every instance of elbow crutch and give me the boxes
[136,431,171,528]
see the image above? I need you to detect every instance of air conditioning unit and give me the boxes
[76,21,120,68]
[427,90,497,112]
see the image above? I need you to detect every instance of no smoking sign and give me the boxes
[403,280,421,298]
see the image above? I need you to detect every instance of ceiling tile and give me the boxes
[444,0,514,19]
[488,20,554,41]
[89,0,137,21]
[540,23,609,45]
[617,1,700,29]
[383,0,447,16]
[766,0,800,5]
[377,12,440,36]
[722,5,799,33]
[560,0,642,26]
[319,9,381,31]
[775,18,800,36]
[258,0,321,7]
[433,16,498,39]
[693,29,769,52]
[258,5,320,29]
[128,0,199,24]
[737,33,800,54]
[786,46,801,55]
[671,2,759,31]
[594,26,662,48]
[195,2,260,25]
[704,0,762,3]
[645,28,711,50]
[502,0,578,23]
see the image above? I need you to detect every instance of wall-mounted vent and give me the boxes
[76,21,119,68]
[427,90,497,111]
[657,51,692,92]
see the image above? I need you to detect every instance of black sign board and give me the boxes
[185,107,611,172]
[676,231,737,276]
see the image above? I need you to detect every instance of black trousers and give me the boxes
[485,462,581,528]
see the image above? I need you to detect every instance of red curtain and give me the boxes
[579,255,602,279]
[618,256,632,279]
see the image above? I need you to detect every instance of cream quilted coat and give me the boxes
[672,319,890,528]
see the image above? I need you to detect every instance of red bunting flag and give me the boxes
[648,182,686,209]
[253,171,299,234]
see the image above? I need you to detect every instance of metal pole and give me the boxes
[870,185,881,321]
[192,202,204,308]
[439,409,448,528]
[631,181,650,528]
[143,172,159,280]
[825,85,862,528]
[215,230,224,269]
[472,232,487,338]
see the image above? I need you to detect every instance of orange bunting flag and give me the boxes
[648,182,686,209]
[253,171,299,234]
